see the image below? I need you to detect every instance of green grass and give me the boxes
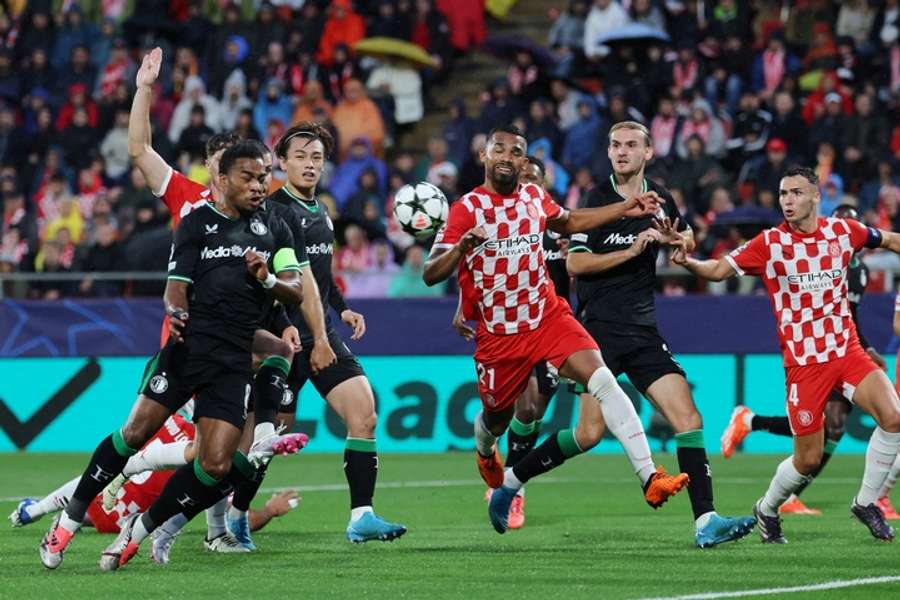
[1,453,899,599]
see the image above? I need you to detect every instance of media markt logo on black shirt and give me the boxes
[604,232,638,245]
[200,245,272,261]
[306,242,333,256]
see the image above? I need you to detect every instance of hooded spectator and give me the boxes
[100,109,131,181]
[583,0,630,60]
[677,99,727,158]
[168,75,221,142]
[219,69,254,131]
[51,5,98,71]
[330,137,388,208]
[317,0,366,67]
[333,79,386,159]
[561,99,601,171]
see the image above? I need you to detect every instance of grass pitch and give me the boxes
[1,452,899,599]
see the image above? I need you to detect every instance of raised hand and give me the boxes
[622,191,663,218]
[245,250,269,281]
[628,228,662,258]
[652,216,684,246]
[136,47,162,88]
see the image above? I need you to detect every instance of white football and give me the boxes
[392,182,449,239]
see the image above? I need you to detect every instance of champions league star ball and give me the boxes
[392,182,449,239]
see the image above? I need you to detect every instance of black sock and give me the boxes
[65,431,137,522]
[253,358,290,426]
[675,431,715,520]
[512,430,582,484]
[232,463,268,512]
[345,439,378,509]
[505,418,540,469]
[751,416,792,437]
[795,447,836,497]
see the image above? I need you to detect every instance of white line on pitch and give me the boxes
[634,575,900,600]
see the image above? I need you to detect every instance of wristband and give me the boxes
[165,305,188,321]
[261,273,277,289]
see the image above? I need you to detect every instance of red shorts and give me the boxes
[473,302,598,412]
[785,342,879,436]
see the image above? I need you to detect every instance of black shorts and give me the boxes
[533,361,560,398]
[580,321,685,395]
[139,340,252,429]
[279,328,365,414]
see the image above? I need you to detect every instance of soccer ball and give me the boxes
[392,182,449,239]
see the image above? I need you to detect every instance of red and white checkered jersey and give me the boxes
[155,166,211,227]
[433,183,562,334]
[726,217,871,367]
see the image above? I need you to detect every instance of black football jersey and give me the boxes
[268,186,337,342]
[543,228,570,303]
[569,176,686,326]
[847,254,868,306]
[168,201,300,355]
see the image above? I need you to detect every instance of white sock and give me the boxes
[58,511,82,532]
[254,421,276,443]
[206,497,228,539]
[28,476,80,520]
[159,512,189,535]
[878,454,900,498]
[350,505,373,522]
[587,367,655,485]
[742,409,754,429]
[857,427,900,506]
[695,511,715,529]
[131,513,153,544]
[123,440,190,477]
[473,411,497,457]
[760,457,812,516]
[503,468,523,491]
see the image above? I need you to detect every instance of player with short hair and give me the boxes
[38,141,305,570]
[566,121,755,547]
[424,125,688,535]
[672,166,900,543]
[720,204,895,518]
[224,122,406,545]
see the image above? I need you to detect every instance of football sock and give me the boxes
[253,356,291,426]
[474,411,497,457]
[675,430,716,521]
[857,427,900,506]
[64,430,137,524]
[588,367,655,485]
[878,453,900,498]
[511,429,583,485]
[123,439,190,477]
[345,438,378,514]
[505,416,538,468]
[794,438,838,496]
[751,415,792,437]
[230,463,268,517]
[760,457,812,517]
[207,497,228,539]
[28,476,80,520]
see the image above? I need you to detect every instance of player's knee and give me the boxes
[347,410,377,438]
[120,422,153,449]
[794,448,822,475]
[672,410,703,433]
[825,424,845,442]
[270,338,293,360]
[515,403,537,423]
[879,409,900,433]
[198,453,232,481]
[576,419,605,449]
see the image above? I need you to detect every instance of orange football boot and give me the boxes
[644,465,690,509]
[721,406,752,459]
[476,446,504,489]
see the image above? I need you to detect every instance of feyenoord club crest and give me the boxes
[829,241,841,257]
[149,374,169,394]
[251,220,268,235]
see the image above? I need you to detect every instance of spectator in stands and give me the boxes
[168,75,221,143]
[220,70,254,131]
[507,51,545,106]
[251,2,288,63]
[317,0,366,67]
[583,0,630,61]
[233,108,261,141]
[530,138,568,198]
[769,91,808,161]
[330,137,388,209]
[458,133,487,194]
[443,98,476,168]
[15,11,54,64]
[343,168,387,236]
[291,80,333,125]
[100,109,131,183]
[57,83,99,132]
[57,45,98,97]
[323,44,361,102]
[437,0,485,53]
[61,108,99,172]
[389,244,444,297]
[176,105,215,162]
[367,58,425,126]
[411,0,454,78]
[837,0,877,50]
[209,35,251,97]
[860,160,900,213]
[370,0,411,40]
[348,239,399,298]
[97,39,134,99]
[745,137,790,200]
[253,77,293,143]
[20,48,55,101]
[809,92,851,157]
[333,79,386,159]
[550,77,584,131]
[31,240,73,300]
[338,223,372,274]
[52,5,97,72]
[752,34,800,102]
[842,93,889,176]
[803,21,838,72]
[561,99,601,172]
[479,79,523,133]
[872,0,900,51]
[548,0,589,76]
[677,99,726,159]
[78,222,124,297]
[670,134,727,213]
[650,96,681,163]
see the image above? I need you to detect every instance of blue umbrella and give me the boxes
[482,34,559,70]
[596,24,670,46]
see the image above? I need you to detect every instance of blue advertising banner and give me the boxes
[0,355,889,454]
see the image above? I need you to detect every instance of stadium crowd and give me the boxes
[0,0,899,299]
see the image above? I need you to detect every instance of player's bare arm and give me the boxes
[672,251,737,282]
[245,250,304,305]
[452,288,475,341]
[423,226,488,286]
[547,192,662,234]
[163,279,189,343]
[567,229,662,276]
[341,308,367,340]
[297,264,336,373]
[877,229,900,254]
[128,46,170,194]
[654,216,696,253]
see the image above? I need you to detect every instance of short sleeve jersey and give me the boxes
[168,202,300,354]
[432,183,562,334]
[726,217,871,366]
[569,176,686,326]
[156,167,212,227]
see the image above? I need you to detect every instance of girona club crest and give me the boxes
[797,410,814,427]
[828,241,841,257]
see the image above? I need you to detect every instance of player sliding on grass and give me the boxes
[38,142,305,570]
[720,204,897,518]
[423,125,688,535]
[671,166,900,543]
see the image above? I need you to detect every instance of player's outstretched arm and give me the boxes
[423,227,487,286]
[878,230,900,254]
[567,229,662,276]
[246,250,304,305]
[673,252,737,282]
[128,47,171,195]
[548,192,663,234]
[248,490,300,532]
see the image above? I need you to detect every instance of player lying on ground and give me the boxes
[454,156,572,530]
[423,125,689,535]
[719,206,900,518]
[671,166,900,543]
[566,121,755,547]
[38,142,306,571]
[10,412,300,555]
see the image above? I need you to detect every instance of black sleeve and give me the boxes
[328,279,349,314]
[662,188,688,232]
[850,302,871,349]
[271,302,291,336]
[568,189,598,254]
[167,214,201,284]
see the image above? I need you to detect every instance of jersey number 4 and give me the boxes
[476,362,495,391]
[788,383,799,407]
